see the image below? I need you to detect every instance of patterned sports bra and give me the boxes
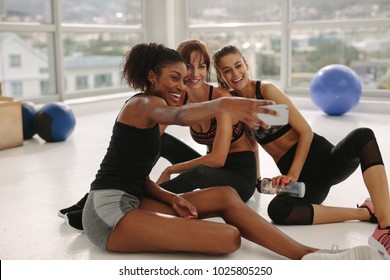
[252,81,292,145]
[185,86,245,147]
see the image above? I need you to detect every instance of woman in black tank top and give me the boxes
[213,45,390,259]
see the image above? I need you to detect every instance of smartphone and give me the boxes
[257,104,289,126]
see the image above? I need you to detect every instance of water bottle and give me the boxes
[257,178,305,198]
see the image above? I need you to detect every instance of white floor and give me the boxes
[1,95,389,261]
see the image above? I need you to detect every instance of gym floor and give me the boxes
[0,95,389,261]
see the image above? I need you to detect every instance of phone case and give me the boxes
[256,104,289,126]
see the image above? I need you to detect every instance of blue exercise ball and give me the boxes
[21,101,37,139]
[35,102,76,142]
[310,64,362,116]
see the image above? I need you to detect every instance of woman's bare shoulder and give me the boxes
[212,86,232,99]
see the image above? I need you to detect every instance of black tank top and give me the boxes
[90,97,161,198]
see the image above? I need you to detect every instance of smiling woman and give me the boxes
[157,39,260,202]
[147,62,186,106]
[212,44,390,260]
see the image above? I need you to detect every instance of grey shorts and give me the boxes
[82,189,140,250]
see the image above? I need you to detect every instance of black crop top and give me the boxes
[185,86,245,147]
[252,81,292,145]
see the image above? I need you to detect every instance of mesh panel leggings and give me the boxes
[267,127,384,225]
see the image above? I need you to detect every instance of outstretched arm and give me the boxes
[149,96,278,130]
[118,94,278,131]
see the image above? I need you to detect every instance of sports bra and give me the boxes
[252,81,292,145]
[185,86,245,147]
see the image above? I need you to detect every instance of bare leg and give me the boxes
[312,205,371,224]
[107,207,241,255]
[120,187,318,259]
[192,187,317,259]
[312,165,390,226]
[363,165,390,228]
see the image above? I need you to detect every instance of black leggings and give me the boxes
[160,151,257,202]
[161,133,257,202]
[267,127,384,225]
[160,133,201,164]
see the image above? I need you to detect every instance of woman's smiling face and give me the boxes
[217,53,250,91]
[185,51,208,90]
[152,62,188,106]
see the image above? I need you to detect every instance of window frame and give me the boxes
[1,0,389,103]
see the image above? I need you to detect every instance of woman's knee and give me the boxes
[267,196,297,225]
[218,186,242,203]
[217,225,241,254]
[202,186,242,211]
[357,127,375,137]
[350,127,375,145]
[349,127,384,171]
[268,196,314,225]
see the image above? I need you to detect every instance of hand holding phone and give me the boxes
[257,104,289,126]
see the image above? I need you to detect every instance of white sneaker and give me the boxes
[302,245,381,260]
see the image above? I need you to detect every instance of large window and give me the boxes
[290,27,390,91]
[1,0,389,102]
[0,0,143,102]
[289,0,390,95]
[187,0,390,98]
